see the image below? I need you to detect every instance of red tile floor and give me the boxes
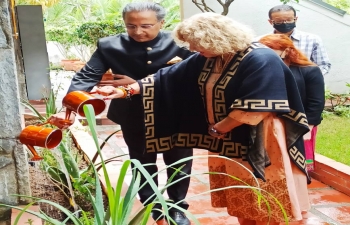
[95,125,350,225]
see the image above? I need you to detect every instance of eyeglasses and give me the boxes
[271,18,296,25]
[125,23,158,31]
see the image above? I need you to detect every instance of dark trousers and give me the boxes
[122,124,193,211]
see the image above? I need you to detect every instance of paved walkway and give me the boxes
[95,125,350,225]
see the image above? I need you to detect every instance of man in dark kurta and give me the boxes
[67,3,193,224]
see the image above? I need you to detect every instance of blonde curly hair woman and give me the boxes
[97,12,310,225]
[174,12,254,56]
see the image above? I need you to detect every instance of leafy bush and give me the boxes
[324,0,350,14]
[76,21,124,50]
[46,26,81,59]
[324,83,350,117]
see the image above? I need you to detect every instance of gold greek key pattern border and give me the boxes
[198,59,214,98]
[221,142,248,159]
[140,75,156,138]
[281,109,308,126]
[213,46,256,122]
[230,99,290,110]
[289,146,306,169]
[198,43,266,123]
[145,132,248,156]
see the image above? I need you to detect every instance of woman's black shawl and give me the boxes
[137,43,310,182]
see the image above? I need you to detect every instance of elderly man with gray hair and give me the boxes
[66,2,193,224]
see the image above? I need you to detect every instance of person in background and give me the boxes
[97,12,311,225]
[259,34,325,172]
[268,4,331,75]
[65,2,193,224]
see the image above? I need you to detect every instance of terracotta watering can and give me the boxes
[19,125,63,161]
[61,91,106,122]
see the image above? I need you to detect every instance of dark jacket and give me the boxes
[68,31,193,125]
[290,65,325,126]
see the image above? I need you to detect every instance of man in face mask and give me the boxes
[268,5,331,75]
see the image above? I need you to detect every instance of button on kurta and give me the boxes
[147,61,152,64]
[147,47,152,51]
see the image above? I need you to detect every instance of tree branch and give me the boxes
[192,0,215,13]
[191,0,235,16]
[221,0,235,15]
[217,0,225,7]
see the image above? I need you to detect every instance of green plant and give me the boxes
[46,26,79,59]
[2,105,181,225]
[156,0,181,30]
[39,128,125,216]
[20,86,119,212]
[25,218,34,225]
[49,64,64,70]
[21,88,91,211]
[324,0,350,14]
[76,21,124,51]
[16,0,61,7]
[21,88,61,123]
[316,114,350,165]
[323,83,350,117]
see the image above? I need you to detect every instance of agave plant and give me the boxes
[21,87,61,123]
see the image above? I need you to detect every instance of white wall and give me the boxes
[181,0,350,93]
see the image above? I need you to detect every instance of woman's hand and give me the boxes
[98,74,136,87]
[96,86,116,96]
[96,86,125,99]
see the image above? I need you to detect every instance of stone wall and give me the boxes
[0,0,31,220]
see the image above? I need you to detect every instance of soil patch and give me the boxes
[29,165,72,221]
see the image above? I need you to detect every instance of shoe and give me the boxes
[151,209,164,221]
[168,211,190,225]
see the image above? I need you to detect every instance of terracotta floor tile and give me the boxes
[187,197,226,214]
[307,180,329,189]
[295,211,331,225]
[12,206,42,225]
[187,179,210,194]
[196,215,239,224]
[282,221,330,225]
[316,206,350,224]
[308,188,350,205]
